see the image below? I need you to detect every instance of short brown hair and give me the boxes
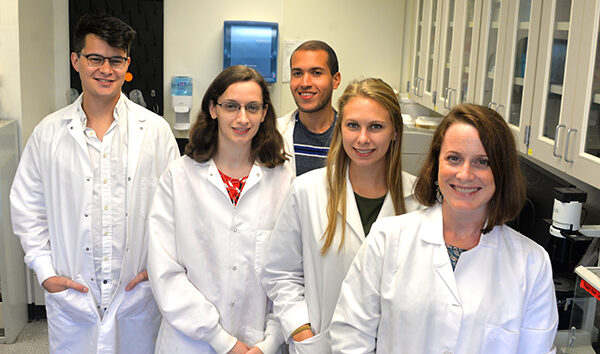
[73,14,136,55]
[185,65,287,167]
[414,103,525,233]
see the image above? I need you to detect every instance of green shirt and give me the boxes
[354,192,386,236]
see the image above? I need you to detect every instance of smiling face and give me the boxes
[290,50,341,114]
[438,122,496,220]
[341,96,396,174]
[70,34,130,104]
[209,81,266,154]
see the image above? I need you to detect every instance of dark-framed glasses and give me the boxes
[216,101,266,115]
[78,53,128,69]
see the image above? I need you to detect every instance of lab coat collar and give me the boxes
[206,159,264,203]
[341,169,394,240]
[419,204,445,245]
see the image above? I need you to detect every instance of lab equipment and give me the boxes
[549,187,600,240]
[555,265,600,353]
[223,21,278,83]
[129,89,147,108]
[171,76,192,130]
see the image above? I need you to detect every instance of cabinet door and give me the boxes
[452,0,481,106]
[528,0,580,168]
[410,0,442,109]
[474,0,508,109]
[434,0,456,114]
[498,0,543,153]
[564,0,600,189]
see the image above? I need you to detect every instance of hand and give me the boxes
[227,340,250,354]
[126,269,149,291]
[246,347,264,354]
[42,276,88,293]
[292,327,314,342]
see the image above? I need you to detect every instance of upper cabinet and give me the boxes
[528,0,600,189]
[409,0,482,113]
[408,0,600,189]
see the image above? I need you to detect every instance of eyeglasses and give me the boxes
[78,52,128,69]
[215,101,266,115]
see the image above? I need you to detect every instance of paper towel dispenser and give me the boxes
[223,21,278,83]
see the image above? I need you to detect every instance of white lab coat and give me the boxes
[261,167,422,354]
[277,110,298,176]
[330,204,559,354]
[148,156,293,354]
[10,94,179,354]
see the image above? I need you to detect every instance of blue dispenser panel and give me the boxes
[224,21,278,83]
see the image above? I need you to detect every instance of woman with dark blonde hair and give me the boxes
[148,65,292,354]
[261,78,422,353]
[331,104,558,353]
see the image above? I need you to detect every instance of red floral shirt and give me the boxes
[218,170,248,206]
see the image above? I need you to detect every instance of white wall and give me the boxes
[8,1,410,142]
[19,0,57,144]
[0,0,23,131]
[0,0,61,147]
[164,0,408,138]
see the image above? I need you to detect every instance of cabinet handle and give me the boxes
[407,81,411,93]
[496,104,504,114]
[443,87,449,108]
[448,88,456,108]
[564,128,577,163]
[553,124,566,158]
[488,102,497,109]
[413,77,418,96]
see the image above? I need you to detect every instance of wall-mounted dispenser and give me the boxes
[171,76,192,130]
[223,21,278,83]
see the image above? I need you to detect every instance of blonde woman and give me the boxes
[261,78,422,353]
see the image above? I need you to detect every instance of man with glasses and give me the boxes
[278,40,341,176]
[10,14,178,353]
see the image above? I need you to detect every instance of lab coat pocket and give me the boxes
[117,281,161,353]
[254,230,270,274]
[117,281,160,319]
[290,331,331,354]
[139,177,158,218]
[45,287,98,326]
[481,324,519,354]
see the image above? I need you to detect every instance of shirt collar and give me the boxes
[76,93,126,127]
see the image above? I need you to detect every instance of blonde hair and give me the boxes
[321,78,406,254]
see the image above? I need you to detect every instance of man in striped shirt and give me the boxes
[277,40,341,176]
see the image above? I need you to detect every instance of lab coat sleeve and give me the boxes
[516,250,559,354]
[148,168,237,354]
[254,309,284,354]
[330,222,387,354]
[261,186,311,341]
[10,129,57,285]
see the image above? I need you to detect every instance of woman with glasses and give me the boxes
[261,78,422,353]
[148,65,292,354]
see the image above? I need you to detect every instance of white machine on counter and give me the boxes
[171,76,192,130]
[550,187,600,240]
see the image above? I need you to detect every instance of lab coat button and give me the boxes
[104,205,109,211]
[86,177,91,182]
[103,280,108,284]
[233,227,238,232]
[103,179,107,184]
[104,256,109,261]
[103,153,107,158]
[84,213,89,217]
[232,266,237,271]
[85,247,90,251]
[127,177,131,181]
